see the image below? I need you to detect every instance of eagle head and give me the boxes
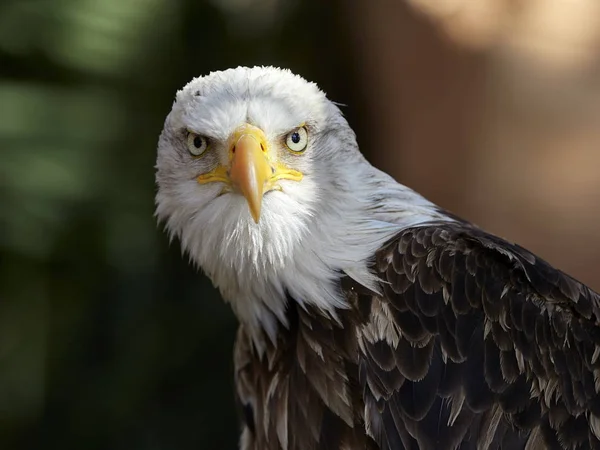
[156,67,354,267]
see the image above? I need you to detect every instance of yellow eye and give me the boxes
[187,132,209,156]
[285,127,308,153]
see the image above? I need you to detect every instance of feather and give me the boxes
[394,337,435,381]
[396,346,441,420]
[476,403,503,449]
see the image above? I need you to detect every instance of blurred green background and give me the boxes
[2,0,600,449]
[0,0,358,449]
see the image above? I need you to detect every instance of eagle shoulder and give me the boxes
[352,222,600,449]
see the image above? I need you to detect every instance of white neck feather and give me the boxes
[160,156,448,353]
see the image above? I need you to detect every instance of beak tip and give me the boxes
[250,208,261,224]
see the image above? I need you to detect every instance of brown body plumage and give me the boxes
[235,222,600,450]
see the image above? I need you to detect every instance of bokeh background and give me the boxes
[1,0,600,448]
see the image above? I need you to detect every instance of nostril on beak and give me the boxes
[232,145,236,154]
[260,143,265,152]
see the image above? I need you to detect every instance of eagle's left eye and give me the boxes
[285,127,308,153]
[187,132,209,156]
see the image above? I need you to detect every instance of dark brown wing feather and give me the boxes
[235,302,379,450]
[357,222,600,450]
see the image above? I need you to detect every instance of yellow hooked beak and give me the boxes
[196,124,303,223]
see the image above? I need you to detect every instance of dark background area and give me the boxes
[1,0,599,449]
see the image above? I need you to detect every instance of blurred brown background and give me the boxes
[1,0,599,449]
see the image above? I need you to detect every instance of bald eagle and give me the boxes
[155,66,600,450]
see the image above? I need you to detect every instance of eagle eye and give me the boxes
[187,132,209,156]
[285,127,308,153]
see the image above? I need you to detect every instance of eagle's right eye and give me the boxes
[187,132,209,156]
